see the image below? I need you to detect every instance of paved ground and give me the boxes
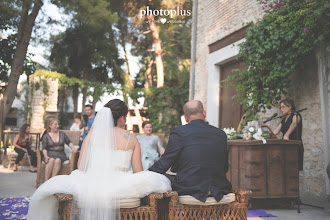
[0,165,36,197]
[1,165,330,220]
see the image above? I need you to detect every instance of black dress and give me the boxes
[42,131,71,162]
[281,113,304,171]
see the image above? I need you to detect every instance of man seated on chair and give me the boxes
[149,100,232,202]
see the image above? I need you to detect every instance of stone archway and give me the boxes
[28,74,58,134]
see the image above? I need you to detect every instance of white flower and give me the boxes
[223,127,236,139]
[248,126,255,133]
[253,133,267,144]
[257,128,263,135]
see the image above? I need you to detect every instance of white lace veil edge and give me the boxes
[70,107,120,220]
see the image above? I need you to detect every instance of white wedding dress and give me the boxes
[28,107,171,220]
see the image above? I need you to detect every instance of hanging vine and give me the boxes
[223,0,330,115]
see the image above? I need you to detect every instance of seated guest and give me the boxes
[12,124,37,172]
[70,114,84,145]
[42,117,77,181]
[70,115,83,133]
[149,100,232,202]
[137,121,165,170]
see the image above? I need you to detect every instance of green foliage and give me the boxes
[34,69,117,94]
[0,1,39,82]
[42,79,49,96]
[144,86,188,135]
[223,0,330,114]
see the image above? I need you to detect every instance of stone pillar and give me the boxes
[28,75,58,134]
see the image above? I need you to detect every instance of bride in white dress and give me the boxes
[28,99,171,220]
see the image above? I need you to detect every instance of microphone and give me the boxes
[263,113,278,123]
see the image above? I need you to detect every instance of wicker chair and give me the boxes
[164,190,252,220]
[55,193,164,220]
[36,130,81,187]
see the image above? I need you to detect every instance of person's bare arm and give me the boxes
[283,115,301,140]
[28,135,32,145]
[69,142,77,154]
[131,136,143,173]
[42,149,49,163]
[237,114,247,132]
[78,119,83,130]
[156,136,165,157]
[274,123,282,135]
[13,135,27,152]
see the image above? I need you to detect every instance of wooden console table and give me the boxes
[227,139,301,200]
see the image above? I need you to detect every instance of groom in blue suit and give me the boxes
[149,100,232,202]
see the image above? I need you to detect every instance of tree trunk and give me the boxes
[133,102,143,133]
[2,0,43,121]
[92,98,97,110]
[147,12,164,88]
[145,59,154,89]
[91,87,102,110]
[81,67,88,110]
[126,111,134,132]
[123,45,131,78]
[72,84,79,118]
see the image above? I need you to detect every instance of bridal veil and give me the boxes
[71,107,119,220]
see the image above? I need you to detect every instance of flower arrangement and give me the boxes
[223,127,237,140]
[243,125,257,140]
[243,124,267,144]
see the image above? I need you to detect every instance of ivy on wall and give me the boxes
[34,69,116,92]
[27,69,118,123]
[223,0,330,115]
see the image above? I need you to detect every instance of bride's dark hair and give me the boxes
[104,99,128,126]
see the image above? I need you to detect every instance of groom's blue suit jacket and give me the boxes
[149,119,232,202]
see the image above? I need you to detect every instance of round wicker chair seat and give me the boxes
[178,193,235,206]
[55,193,162,220]
[76,197,141,209]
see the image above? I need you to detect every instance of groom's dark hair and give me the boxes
[104,99,128,126]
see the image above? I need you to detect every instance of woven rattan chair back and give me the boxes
[61,130,80,146]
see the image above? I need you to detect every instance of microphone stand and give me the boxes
[289,109,324,212]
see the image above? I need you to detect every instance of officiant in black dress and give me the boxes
[274,98,304,171]
[149,100,232,202]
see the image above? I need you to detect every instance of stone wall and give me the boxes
[193,0,263,106]
[294,54,326,199]
[28,75,58,133]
